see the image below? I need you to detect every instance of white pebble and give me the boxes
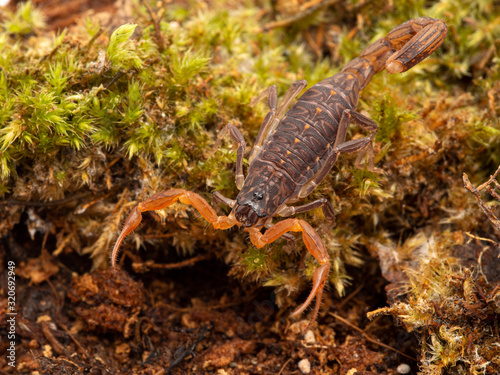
[397,363,411,374]
[298,358,311,374]
[303,330,316,345]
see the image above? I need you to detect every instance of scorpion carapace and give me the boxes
[112,17,447,332]
[234,160,296,227]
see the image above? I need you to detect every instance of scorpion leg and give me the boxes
[249,80,308,163]
[348,110,380,171]
[249,84,277,107]
[249,85,278,163]
[277,198,336,225]
[212,191,236,208]
[299,109,376,198]
[299,137,372,198]
[111,189,238,268]
[211,124,246,189]
[247,218,329,332]
[262,222,297,253]
[275,80,308,118]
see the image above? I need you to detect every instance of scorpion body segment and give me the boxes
[112,18,447,332]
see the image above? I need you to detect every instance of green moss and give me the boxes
[241,246,272,275]
[4,1,45,35]
[169,48,211,86]
[349,169,390,199]
[368,93,418,144]
[107,24,143,70]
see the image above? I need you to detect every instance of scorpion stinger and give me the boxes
[112,18,447,333]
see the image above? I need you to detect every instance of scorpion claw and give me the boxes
[111,206,143,268]
[290,263,330,333]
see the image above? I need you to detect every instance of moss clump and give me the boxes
[369,238,500,374]
[106,24,143,70]
[3,1,45,35]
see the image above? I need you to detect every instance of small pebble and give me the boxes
[42,344,53,358]
[397,363,411,374]
[298,358,311,374]
[303,330,316,345]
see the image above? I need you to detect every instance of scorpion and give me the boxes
[112,17,447,331]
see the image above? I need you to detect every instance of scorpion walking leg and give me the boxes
[300,137,372,198]
[333,109,379,170]
[212,191,236,208]
[247,218,330,331]
[277,198,336,225]
[349,110,380,171]
[111,189,238,267]
[249,80,308,162]
[275,80,308,118]
[212,124,246,189]
[299,109,376,198]
[249,85,278,163]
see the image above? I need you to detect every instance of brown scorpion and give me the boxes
[112,18,447,330]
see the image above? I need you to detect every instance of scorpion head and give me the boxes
[232,161,294,227]
[233,190,269,227]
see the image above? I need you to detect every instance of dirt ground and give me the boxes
[5,226,417,374]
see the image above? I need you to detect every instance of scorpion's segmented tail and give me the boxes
[341,17,447,89]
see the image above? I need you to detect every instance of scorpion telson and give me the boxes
[112,18,448,332]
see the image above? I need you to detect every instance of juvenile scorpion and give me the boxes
[112,18,447,330]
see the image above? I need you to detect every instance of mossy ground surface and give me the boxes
[0,0,499,374]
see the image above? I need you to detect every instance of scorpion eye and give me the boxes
[253,192,263,200]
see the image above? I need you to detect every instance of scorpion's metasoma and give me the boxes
[112,18,447,330]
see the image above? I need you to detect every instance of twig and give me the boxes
[161,293,257,313]
[329,312,416,361]
[41,321,70,357]
[75,190,116,214]
[59,323,89,357]
[83,28,104,51]
[463,167,500,232]
[141,0,165,51]
[476,165,500,191]
[278,358,292,375]
[133,253,212,271]
[0,192,93,207]
[260,0,342,32]
[165,324,211,374]
[104,70,127,89]
[336,283,364,309]
[464,232,500,246]
[39,44,61,64]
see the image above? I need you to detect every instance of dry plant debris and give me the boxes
[463,165,500,233]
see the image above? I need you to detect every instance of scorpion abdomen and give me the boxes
[255,73,359,188]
